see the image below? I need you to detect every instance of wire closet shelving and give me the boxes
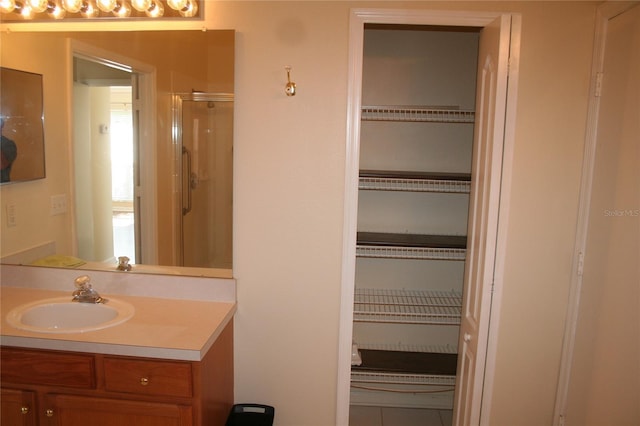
[361,105,475,123]
[359,170,471,194]
[354,288,462,325]
[352,104,474,394]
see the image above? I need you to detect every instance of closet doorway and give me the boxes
[338,9,520,426]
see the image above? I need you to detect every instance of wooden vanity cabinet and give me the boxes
[0,321,233,426]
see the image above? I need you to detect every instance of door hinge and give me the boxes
[595,72,604,97]
[577,251,585,277]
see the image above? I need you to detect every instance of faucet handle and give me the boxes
[117,256,132,271]
[74,275,92,289]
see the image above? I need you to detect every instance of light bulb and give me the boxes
[46,0,65,17]
[178,0,196,17]
[144,0,161,17]
[129,0,148,11]
[0,0,16,13]
[166,0,185,10]
[17,1,35,17]
[61,0,82,13]
[28,0,47,12]
[96,0,114,12]
[80,0,98,17]
[112,0,129,17]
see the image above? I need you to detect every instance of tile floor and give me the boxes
[349,406,452,426]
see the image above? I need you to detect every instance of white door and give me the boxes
[453,15,512,426]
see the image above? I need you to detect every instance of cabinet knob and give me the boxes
[140,377,150,386]
[45,409,54,417]
[20,406,30,415]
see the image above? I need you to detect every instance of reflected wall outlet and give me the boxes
[6,204,17,227]
[50,194,67,216]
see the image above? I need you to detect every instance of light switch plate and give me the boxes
[50,194,67,215]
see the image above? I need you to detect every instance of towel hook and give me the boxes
[285,66,296,96]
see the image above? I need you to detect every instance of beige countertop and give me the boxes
[0,286,236,361]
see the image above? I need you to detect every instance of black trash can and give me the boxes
[226,404,275,426]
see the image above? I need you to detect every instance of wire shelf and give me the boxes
[351,370,456,386]
[354,288,462,325]
[357,343,458,354]
[356,232,467,261]
[356,245,466,261]
[359,175,471,193]
[361,106,475,123]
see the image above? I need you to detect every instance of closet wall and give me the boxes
[350,26,480,410]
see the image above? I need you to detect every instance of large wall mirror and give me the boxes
[0,30,234,277]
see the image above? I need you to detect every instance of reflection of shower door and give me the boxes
[175,93,233,269]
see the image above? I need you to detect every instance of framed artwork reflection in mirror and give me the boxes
[1,67,46,184]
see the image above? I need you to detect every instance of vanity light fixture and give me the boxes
[0,0,200,20]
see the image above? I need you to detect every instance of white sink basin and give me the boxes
[6,297,135,334]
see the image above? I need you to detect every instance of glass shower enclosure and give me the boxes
[172,93,233,269]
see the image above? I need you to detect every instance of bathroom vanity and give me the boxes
[0,267,236,426]
[1,329,232,426]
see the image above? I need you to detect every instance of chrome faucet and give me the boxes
[117,256,132,271]
[72,275,104,303]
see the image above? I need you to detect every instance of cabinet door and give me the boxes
[1,388,37,426]
[44,394,192,426]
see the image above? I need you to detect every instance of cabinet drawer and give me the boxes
[103,357,193,398]
[0,347,95,389]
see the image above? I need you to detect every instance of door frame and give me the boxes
[69,40,158,265]
[336,8,521,425]
[552,2,639,424]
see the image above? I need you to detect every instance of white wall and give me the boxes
[0,35,74,257]
[1,2,600,425]
[212,2,596,425]
[565,4,640,424]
